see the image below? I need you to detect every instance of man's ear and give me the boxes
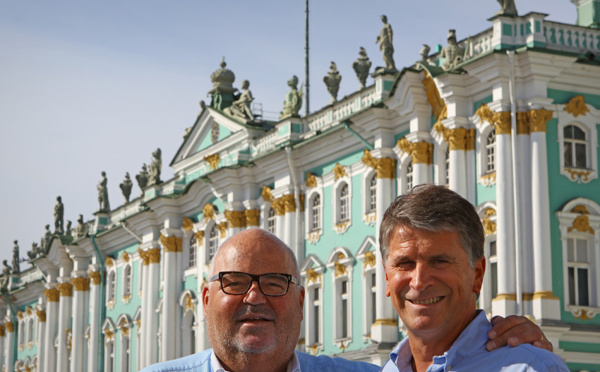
[202,282,210,316]
[473,257,486,295]
[298,286,305,320]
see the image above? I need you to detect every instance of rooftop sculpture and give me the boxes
[73,214,87,240]
[440,29,466,71]
[376,15,396,73]
[120,172,133,202]
[148,148,162,186]
[54,196,64,234]
[224,79,255,121]
[136,163,149,191]
[97,171,110,212]
[208,58,237,111]
[497,0,518,16]
[280,75,303,119]
[12,241,20,274]
[323,62,342,104]
[352,47,371,89]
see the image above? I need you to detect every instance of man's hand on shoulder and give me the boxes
[486,315,553,352]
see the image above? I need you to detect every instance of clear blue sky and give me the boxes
[0,1,577,268]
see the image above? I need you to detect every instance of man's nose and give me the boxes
[243,281,267,304]
[410,263,433,290]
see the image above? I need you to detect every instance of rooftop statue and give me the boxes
[12,241,20,274]
[208,57,237,111]
[65,220,72,236]
[40,224,52,253]
[27,242,38,260]
[419,44,431,64]
[497,0,518,16]
[120,172,133,202]
[136,163,149,191]
[352,47,372,89]
[441,29,466,71]
[225,79,255,121]
[0,260,11,291]
[54,196,64,234]
[73,214,87,239]
[280,75,303,119]
[148,148,162,186]
[376,15,396,72]
[323,61,342,104]
[97,171,110,212]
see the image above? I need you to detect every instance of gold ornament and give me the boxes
[245,210,260,226]
[271,198,286,216]
[44,288,59,302]
[305,173,317,189]
[529,108,553,133]
[261,185,274,202]
[204,153,220,171]
[105,257,114,267]
[122,251,130,262]
[475,103,494,125]
[516,111,530,135]
[36,310,46,322]
[363,251,376,269]
[422,71,446,121]
[71,277,90,292]
[565,95,589,117]
[182,216,194,232]
[217,222,228,238]
[493,111,512,135]
[147,248,161,264]
[203,204,216,220]
[225,210,247,228]
[333,163,348,181]
[89,271,101,285]
[160,235,182,253]
[57,282,73,297]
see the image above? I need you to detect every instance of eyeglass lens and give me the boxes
[221,272,290,296]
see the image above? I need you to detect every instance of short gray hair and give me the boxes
[379,184,484,267]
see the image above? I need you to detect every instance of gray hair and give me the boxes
[379,184,484,267]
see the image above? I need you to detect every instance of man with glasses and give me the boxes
[143,228,553,372]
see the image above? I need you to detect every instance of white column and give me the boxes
[43,285,59,372]
[36,305,46,372]
[145,247,161,366]
[448,128,468,198]
[493,123,517,316]
[283,195,297,256]
[138,259,148,369]
[530,112,561,320]
[56,280,73,372]
[372,157,398,343]
[4,318,15,372]
[160,235,181,362]
[87,268,101,372]
[70,276,90,372]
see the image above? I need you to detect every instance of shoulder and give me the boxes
[470,345,569,372]
[140,349,212,372]
[296,351,379,372]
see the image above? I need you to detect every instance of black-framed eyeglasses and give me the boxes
[209,271,300,297]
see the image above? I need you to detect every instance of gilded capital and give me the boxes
[225,210,247,228]
[475,103,494,125]
[361,149,378,169]
[565,95,589,117]
[245,210,260,227]
[305,173,317,189]
[182,216,194,232]
[529,108,553,133]
[493,111,512,134]
[0,325,5,337]
[398,139,432,164]
[271,198,286,216]
[160,234,183,253]
[465,128,476,151]
[203,203,216,220]
[36,310,46,322]
[283,194,297,213]
[71,277,90,292]
[217,222,228,238]
[89,271,101,285]
[58,282,73,297]
[5,322,14,333]
[333,163,348,181]
[261,186,273,202]
[44,288,60,302]
[204,153,220,171]
[147,248,161,264]
[448,128,468,151]
[377,158,396,179]
[138,248,150,266]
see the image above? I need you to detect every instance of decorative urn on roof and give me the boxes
[208,57,237,111]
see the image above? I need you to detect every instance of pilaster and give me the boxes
[43,284,59,372]
[159,233,182,362]
[56,279,73,372]
[70,275,90,372]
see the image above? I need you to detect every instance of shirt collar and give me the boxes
[388,310,490,372]
[211,350,301,372]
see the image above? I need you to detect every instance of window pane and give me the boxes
[577,268,589,306]
[564,142,573,168]
[575,143,587,169]
[564,125,574,139]
[567,238,574,261]
[573,126,585,140]
[342,298,348,338]
[490,241,497,257]
[568,267,575,305]
[576,239,588,262]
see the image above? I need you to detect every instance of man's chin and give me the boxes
[234,337,277,355]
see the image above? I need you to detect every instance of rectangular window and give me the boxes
[341,279,349,338]
[567,237,590,306]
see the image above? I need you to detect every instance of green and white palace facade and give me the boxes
[2,2,600,371]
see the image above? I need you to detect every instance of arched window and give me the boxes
[181,310,196,357]
[486,129,496,173]
[406,160,413,192]
[267,208,276,234]
[27,318,34,346]
[564,124,587,169]
[123,265,132,299]
[368,175,377,212]
[189,234,198,268]
[339,183,350,222]
[107,271,116,304]
[208,225,219,261]
[311,195,321,232]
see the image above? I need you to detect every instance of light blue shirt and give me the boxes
[381,310,569,372]
[141,348,379,372]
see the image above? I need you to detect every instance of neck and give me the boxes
[216,350,290,372]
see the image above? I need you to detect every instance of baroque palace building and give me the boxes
[2,2,600,371]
